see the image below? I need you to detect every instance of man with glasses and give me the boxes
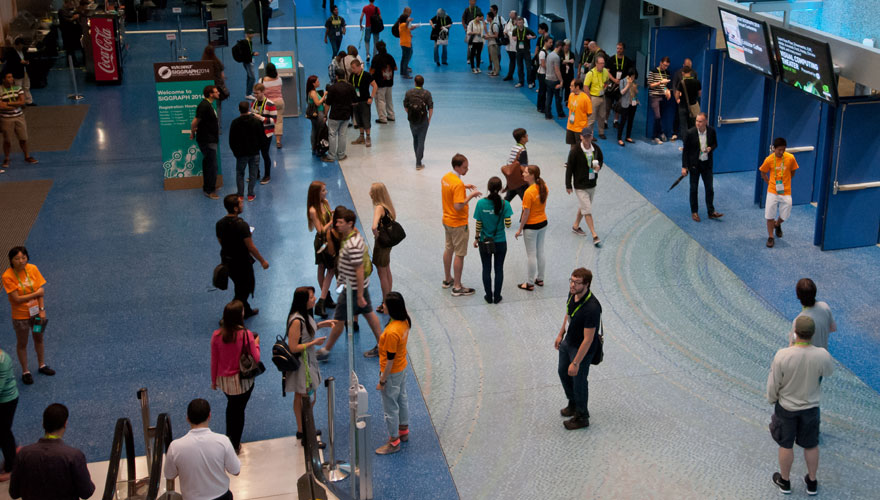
[555,267,602,430]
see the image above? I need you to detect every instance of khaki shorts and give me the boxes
[575,188,596,215]
[444,224,468,257]
[1,115,28,142]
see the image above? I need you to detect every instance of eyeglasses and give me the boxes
[569,279,584,285]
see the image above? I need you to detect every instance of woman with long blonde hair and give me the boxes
[370,183,397,313]
[307,181,336,317]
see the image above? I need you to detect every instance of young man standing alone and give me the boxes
[0,72,38,169]
[191,85,221,200]
[441,154,482,296]
[759,137,798,248]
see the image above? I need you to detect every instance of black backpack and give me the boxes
[590,319,605,365]
[272,317,301,377]
[496,20,509,46]
[231,39,250,63]
[405,91,428,123]
[391,21,401,38]
[370,14,384,33]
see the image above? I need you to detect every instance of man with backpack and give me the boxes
[316,208,385,361]
[359,0,382,62]
[555,267,602,430]
[232,30,259,96]
[403,75,433,170]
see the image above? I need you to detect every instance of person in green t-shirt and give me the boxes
[473,177,513,304]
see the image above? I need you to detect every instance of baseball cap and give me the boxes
[794,316,815,336]
[581,127,594,138]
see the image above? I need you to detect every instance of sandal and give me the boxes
[626,138,634,143]
[534,280,544,287]
[24,157,38,164]
[376,303,385,314]
[517,283,535,291]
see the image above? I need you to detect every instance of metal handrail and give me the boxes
[718,116,759,124]
[786,146,815,153]
[834,180,880,194]
[102,418,138,500]
[146,413,175,500]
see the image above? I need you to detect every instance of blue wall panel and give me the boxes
[822,100,880,250]
[712,53,766,173]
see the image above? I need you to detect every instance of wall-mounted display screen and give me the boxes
[269,56,294,70]
[771,26,838,105]
[718,7,775,77]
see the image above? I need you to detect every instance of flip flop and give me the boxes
[517,283,534,291]
[534,280,544,287]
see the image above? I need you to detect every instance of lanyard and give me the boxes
[657,67,667,79]
[332,15,339,23]
[517,28,526,41]
[44,434,61,440]
[567,291,592,318]
[352,71,364,89]
[615,54,624,69]
[793,341,810,346]
[255,98,267,115]
[590,68,606,87]
[581,50,588,65]
[583,147,594,163]
[440,17,446,28]
[774,156,785,181]
[14,269,34,294]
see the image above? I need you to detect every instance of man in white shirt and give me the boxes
[165,399,241,500]
[766,316,834,496]
[790,278,836,349]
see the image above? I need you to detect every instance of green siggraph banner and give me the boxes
[154,62,217,189]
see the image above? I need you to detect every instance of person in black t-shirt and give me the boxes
[349,59,377,147]
[675,67,702,142]
[216,195,270,318]
[191,85,221,199]
[323,68,358,162]
[370,41,397,123]
[555,267,601,430]
[324,6,346,57]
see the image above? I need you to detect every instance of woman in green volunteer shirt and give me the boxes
[2,246,54,385]
[0,347,18,481]
[473,177,513,304]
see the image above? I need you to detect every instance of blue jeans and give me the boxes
[478,241,507,301]
[235,155,258,197]
[329,37,342,58]
[433,42,447,64]
[409,119,429,166]
[515,49,530,85]
[198,142,218,194]
[523,224,546,285]
[400,46,413,76]
[326,118,347,160]
[545,81,563,118]
[380,370,408,438]
[558,341,593,416]
[364,31,379,58]
[243,62,255,96]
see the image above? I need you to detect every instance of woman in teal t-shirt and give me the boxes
[0,349,19,481]
[473,177,513,304]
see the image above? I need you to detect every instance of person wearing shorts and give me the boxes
[759,137,798,248]
[565,127,604,246]
[766,316,834,495]
[565,79,592,150]
[315,208,384,360]
[0,73,38,169]
[441,154,482,296]
[348,59,376,147]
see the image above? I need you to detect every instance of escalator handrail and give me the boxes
[102,418,137,500]
[146,412,174,500]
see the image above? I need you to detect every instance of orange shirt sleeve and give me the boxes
[1,271,16,295]
[787,155,799,172]
[453,182,466,206]
[759,156,772,173]
[582,94,592,115]
[29,265,46,290]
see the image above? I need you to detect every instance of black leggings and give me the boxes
[259,139,271,178]
[617,105,637,141]
[0,397,18,473]
[224,385,254,450]
[470,43,483,69]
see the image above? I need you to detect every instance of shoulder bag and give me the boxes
[376,209,407,247]
[239,330,266,379]
[590,319,604,365]
[478,207,505,254]
[681,79,701,119]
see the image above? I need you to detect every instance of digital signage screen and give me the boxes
[771,26,838,105]
[270,56,294,70]
[718,7,775,77]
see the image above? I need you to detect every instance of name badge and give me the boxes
[518,42,524,49]
[27,300,39,317]
[568,113,575,124]
[355,88,361,97]
[335,31,341,37]
[775,180,785,194]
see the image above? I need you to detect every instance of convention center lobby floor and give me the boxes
[1,1,878,499]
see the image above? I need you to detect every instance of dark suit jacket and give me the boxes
[682,126,717,170]
[1,47,26,79]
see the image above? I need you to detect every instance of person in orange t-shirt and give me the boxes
[566,79,593,150]
[441,154,482,295]
[375,292,411,455]
[515,166,550,290]
[398,7,417,79]
[759,137,799,248]
[2,246,54,385]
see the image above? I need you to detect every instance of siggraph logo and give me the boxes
[157,66,173,80]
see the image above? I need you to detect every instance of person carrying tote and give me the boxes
[210,300,260,454]
[370,183,397,313]
[473,177,512,304]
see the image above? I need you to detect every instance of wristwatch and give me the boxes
[379,380,386,386]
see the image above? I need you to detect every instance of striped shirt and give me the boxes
[647,67,670,97]
[249,97,277,137]
[508,144,528,165]
[0,85,24,118]
[338,230,369,289]
[260,77,283,102]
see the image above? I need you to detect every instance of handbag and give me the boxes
[681,78,701,119]
[239,330,266,379]
[590,319,604,365]
[305,97,318,119]
[212,263,228,290]
[217,83,231,101]
[478,208,505,254]
[376,209,406,247]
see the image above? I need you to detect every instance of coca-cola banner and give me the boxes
[91,16,119,82]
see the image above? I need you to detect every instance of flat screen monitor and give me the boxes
[269,55,294,70]
[771,25,838,105]
[718,7,775,77]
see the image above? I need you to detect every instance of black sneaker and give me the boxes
[260,176,271,185]
[772,472,791,494]
[363,346,379,358]
[22,372,34,385]
[775,222,783,238]
[563,414,589,430]
[451,287,475,297]
[38,365,56,376]
[244,308,260,319]
[804,474,817,496]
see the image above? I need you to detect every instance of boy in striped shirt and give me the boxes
[1,72,38,169]
[249,84,277,184]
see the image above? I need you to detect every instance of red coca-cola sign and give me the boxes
[91,17,119,82]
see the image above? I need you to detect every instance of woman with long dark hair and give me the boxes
[375,292,412,455]
[201,45,228,121]
[515,166,549,291]
[305,75,327,155]
[473,177,513,303]
[2,246,53,385]
[210,300,260,454]
[285,286,332,445]
[260,63,285,148]
[307,181,335,317]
